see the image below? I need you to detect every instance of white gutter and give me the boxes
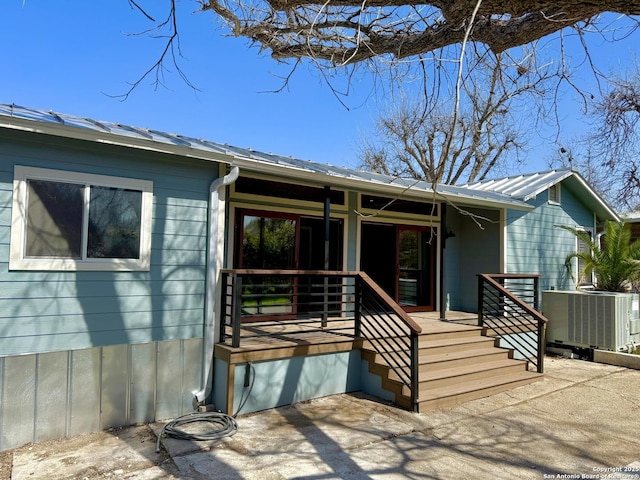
[194,165,240,404]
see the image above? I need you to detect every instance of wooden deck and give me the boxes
[214,311,478,363]
[214,310,543,414]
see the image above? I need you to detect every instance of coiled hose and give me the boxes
[155,411,238,452]
[156,362,254,452]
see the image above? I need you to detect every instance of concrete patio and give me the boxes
[4,356,640,479]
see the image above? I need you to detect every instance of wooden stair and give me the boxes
[360,318,543,412]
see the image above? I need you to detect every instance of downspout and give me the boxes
[194,165,240,404]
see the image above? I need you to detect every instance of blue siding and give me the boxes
[506,182,595,291]
[447,207,501,312]
[0,131,217,355]
[444,207,461,310]
[220,352,362,415]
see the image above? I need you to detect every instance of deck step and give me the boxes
[419,335,497,354]
[386,356,527,386]
[360,316,544,412]
[419,358,529,389]
[419,345,512,371]
[418,370,543,410]
[418,322,484,339]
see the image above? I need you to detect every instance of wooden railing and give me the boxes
[477,274,548,373]
[219,270,422,410]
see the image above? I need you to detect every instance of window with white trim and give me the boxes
[576,228,593,286]
[548,183,561,204]
[10,166,153,271]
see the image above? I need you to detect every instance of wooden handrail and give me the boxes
[485,273,543,280]
[220,269,422,334]
[221,269,361,276]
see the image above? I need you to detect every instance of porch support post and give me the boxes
[322,186,331,326]
[439,202,447,321]
[324,186,331,269]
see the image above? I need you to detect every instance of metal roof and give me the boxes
[0,103,536,211]
[462,169,619,221]
[462,169,575,201]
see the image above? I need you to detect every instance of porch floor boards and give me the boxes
[215,318,358,363]
[214,311,477,364]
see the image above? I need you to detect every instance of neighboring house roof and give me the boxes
[0,103,535,212]
[623,212,640,242]
[462,169,620,222]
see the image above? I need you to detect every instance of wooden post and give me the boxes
[232,274,243,348]
[323,186,331,327]
[477,275,484,327]
[439,202,447,321]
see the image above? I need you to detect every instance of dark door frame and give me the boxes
[396,225,436,312]
[360,221,437,312]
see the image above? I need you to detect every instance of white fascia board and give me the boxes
[0,117,235,165]
[570,173,620,222]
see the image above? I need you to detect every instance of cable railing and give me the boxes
[219,269,422,410]
[477,274,548,373]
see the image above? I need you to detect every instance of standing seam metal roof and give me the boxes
[462,168,619,221]
[462,169,575,201]
[0,103,536,210]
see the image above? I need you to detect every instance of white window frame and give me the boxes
[548,183,561,205]
[10,166,153,271]
[575,227,594,287]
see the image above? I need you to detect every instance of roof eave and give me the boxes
[0,114,534,212]
[521,170,575,202]
[0,116,236,166]
[567,174,620,223]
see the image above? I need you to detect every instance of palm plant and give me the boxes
[562,221,640,292]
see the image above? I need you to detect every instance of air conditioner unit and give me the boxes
[542,290,640,351]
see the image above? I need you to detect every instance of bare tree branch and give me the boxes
[358,50,555,186]
[587,73,640,210]
[112,0,201,100]
[199,0,640,66]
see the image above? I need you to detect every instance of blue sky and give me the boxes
[2,2,639,174]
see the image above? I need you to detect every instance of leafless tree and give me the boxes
[359,51,556,185]
[124,2,639,100]
[587,74,640,211]
[198,0,640,67]
[548,143,625,206]
[122,0,640,208]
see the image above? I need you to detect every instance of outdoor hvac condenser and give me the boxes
[542,290,640,351]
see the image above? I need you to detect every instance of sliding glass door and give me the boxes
[236,211,299,317]
[361,223,436,311]
[235,210,344,319]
